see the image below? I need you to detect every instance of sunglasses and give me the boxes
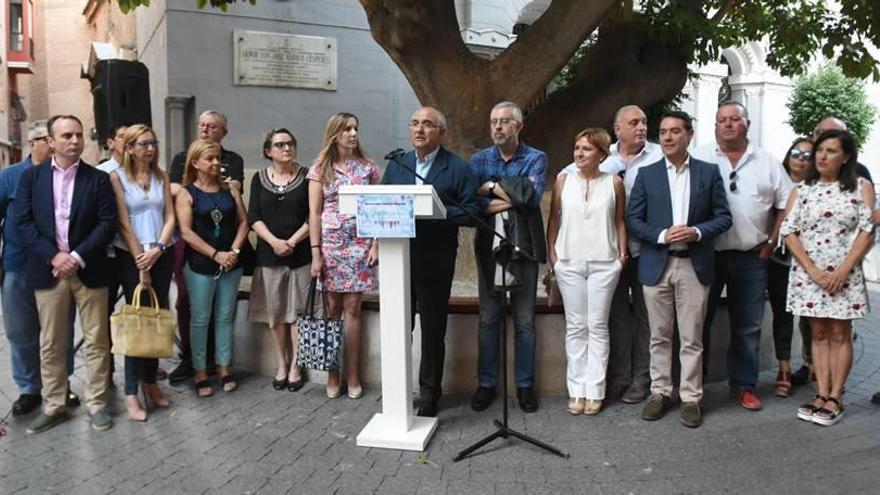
[789,149,812,161]
[729,170,738,192]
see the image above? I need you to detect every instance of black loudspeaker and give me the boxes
[91,60,152,143]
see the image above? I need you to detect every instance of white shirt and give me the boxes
[560,141,663,257]
[657,157,700,251]
[692,142,792,251]
[414,147,439,185]
[96,156,120,174]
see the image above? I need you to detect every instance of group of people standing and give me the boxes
[1,99,877,436]
[546,103,876,428]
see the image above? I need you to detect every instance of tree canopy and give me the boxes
[787,65,876,146]
[117,0,880,171]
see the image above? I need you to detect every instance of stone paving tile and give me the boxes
[3,294,880,493]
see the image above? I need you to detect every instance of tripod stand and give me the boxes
[454,241,568,462]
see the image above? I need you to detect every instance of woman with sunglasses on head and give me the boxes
[308,112,379,399]
[175,139,249,397]
[109,124,175,421]
[248,129,311,392]
[781,129,875,426]
[767,138,814,397]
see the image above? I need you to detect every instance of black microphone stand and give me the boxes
[383,149,567,461]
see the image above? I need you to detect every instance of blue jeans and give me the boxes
[2,271,75,395]
[476,260,538,388]
[184,264,242,371]
[703,250,767,392]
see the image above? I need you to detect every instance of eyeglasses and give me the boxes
[728,170,738,192]
[198,123,222,131]
[134,140,159,149]
[271,141,295,150]
[31,136,49,143]
[490,117,516,126]
[789,149,812,161]
[409,120,440,130]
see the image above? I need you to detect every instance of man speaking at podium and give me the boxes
[382,106,481,417]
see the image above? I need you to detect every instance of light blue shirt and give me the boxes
[414,147,439,185]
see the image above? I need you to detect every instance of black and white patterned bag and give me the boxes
[296,277,342,371]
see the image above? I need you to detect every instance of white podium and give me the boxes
[338,184,446,451]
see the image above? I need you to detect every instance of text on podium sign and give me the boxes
[356,195,416,238]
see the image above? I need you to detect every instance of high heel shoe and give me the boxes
[326,371,341,398]
[347,384,363,400]
[142,383,170,409]
[774,370,792,398]
[125,395,147,422]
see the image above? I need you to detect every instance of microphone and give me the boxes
[384,148,406,161]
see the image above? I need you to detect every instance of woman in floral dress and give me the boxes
[781,129,875,426]
[308,112,379,399]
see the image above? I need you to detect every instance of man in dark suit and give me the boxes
[626,111,731,428]
[382,106,481,417]
[16,115,118,434]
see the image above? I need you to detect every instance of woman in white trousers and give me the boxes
[547,128,627,415]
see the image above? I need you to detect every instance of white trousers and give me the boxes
[555,259,621,399]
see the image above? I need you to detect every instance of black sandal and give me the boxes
[813,397,844,426]
[797,394,825,422]
[194,380,213,397]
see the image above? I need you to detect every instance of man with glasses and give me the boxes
[470,101,547,413]
[0,120,81,417]
[381,107,481,417]
[16,115,118,433]
[168,110,244,382]
[692,101,792,412]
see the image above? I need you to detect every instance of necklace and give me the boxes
[269,167,296,192]
[196,182,223,238]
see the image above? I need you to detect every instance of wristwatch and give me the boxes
[231,247,241,255]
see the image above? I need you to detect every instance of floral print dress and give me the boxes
[307,158,379,293]
[781,179,873,319]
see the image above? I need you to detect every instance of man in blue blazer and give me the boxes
[626,111,731,428]
[382,106,481,417]
[15,115,118,434]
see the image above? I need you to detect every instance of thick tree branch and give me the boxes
[522,21,689,171]
[711,0,735,25]
[489,0,619,106]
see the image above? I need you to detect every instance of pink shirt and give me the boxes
[51,158,84,267]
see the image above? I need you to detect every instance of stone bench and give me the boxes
[229,278,790,395]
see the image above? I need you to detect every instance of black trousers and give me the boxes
[411,277,454,404]
[767,261,812,364]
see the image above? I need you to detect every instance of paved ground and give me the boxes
[1,294,880,495]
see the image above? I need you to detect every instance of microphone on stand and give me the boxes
[384,148,406,162]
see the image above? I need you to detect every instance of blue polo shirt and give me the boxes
[470,142,547,209]
[0,156,34,272]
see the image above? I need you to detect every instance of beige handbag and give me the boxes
[110,284,175,358]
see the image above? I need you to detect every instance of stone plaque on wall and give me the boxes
[233,30,337,90]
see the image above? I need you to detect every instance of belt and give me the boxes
[668,250,690,258]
